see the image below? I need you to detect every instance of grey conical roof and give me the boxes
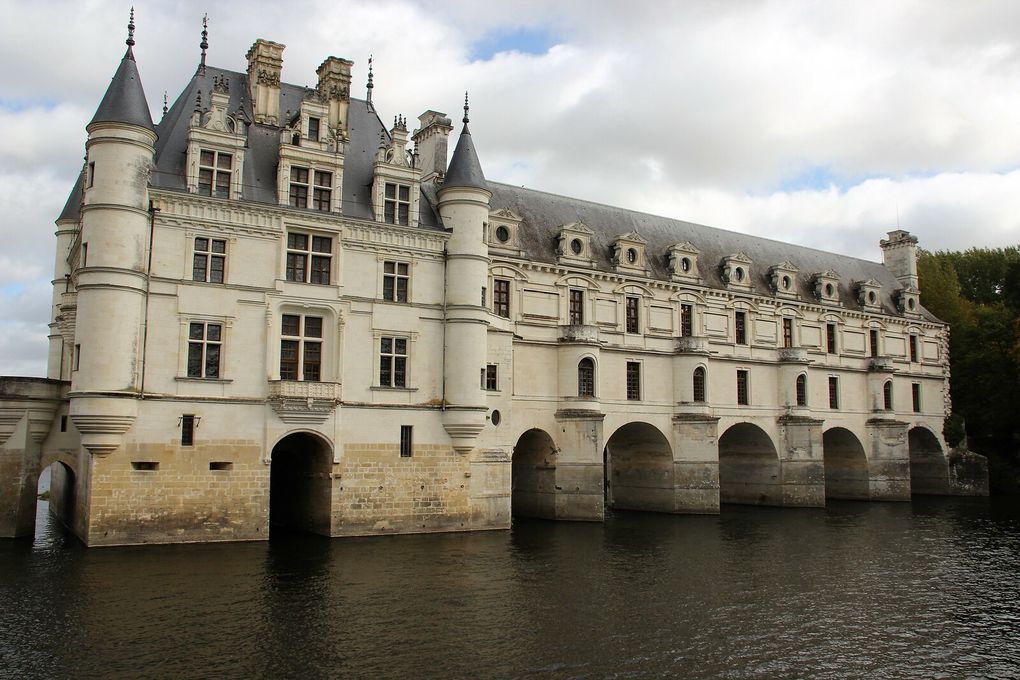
[443,123,488,191]
[89,47,154,131]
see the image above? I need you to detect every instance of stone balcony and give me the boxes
[675,335,709,354]
[777,347,809,363]
[267,380,341,424]
[868,356,895,372]
[559,324,599,343]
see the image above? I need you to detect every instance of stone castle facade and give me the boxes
[0,19,984,547]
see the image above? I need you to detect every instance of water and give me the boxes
[2,496,1019,679]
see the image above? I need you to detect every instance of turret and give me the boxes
[49,177,83,380]
[68,12,157,455]
[437,94,491,453]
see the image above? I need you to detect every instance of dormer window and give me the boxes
[611,231,648,275]
[307,116,320,141]
[721,253,753,291]
[856,279,883,311]
[769,261,798,299]
[668,242,700,283]
[556,223,595,267]
[198,150,232,198]
[495,226,510,243]
[385,183,411,225]
[487,208,525,254]
[896,286,921,317]
[813,270,841,304]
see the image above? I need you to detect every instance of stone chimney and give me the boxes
[412,110,453,183]
[880,229,919,290]
[246,39,285,125]
[316,56,353,139]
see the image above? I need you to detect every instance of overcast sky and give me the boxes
[2,0,1019,376]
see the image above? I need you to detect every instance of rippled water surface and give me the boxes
[2,497,1019,679]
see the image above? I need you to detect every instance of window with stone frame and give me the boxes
[909,334,919,362]
[826,323,838,354]
[737,369,750,405]
[484,364,498,391]
[312,171,332,211]
[735,311,747,345]
[912,383,921,412]
[884,380,893,410]
[782,317,794,348]
[383,261,409,302]
[681,303,694,338]
[578,358,595,397]
[693,367,706,403]
[187,322,221,379]
[286,232,332,284]
[626,361,641,400]
[569,289,584,325]
[626,296,639,334]
[828,376,839,409]
[379,337,408,388]
[198,149,232,198]
[870,329,880,358]
[193,237,226,283]
[385,182,411,225]
[796,374,807,407]
[399,425,413,458]
[493,278,511,318]
[289,166,310,208]
[280,314,322,382]
[307,116,320,142]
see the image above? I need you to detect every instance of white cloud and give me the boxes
[1,0,1020,375]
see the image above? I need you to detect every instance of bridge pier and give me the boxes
[0,378,66,538]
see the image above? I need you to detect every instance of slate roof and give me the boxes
[90,47,154,131]
[443,123,488,192]
[150,65,442,229]
[489,182,939,321]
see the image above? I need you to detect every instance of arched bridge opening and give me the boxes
[36,459,77,538]
[718,423,781,506]
[823,427,870,501]
[270,432,333,537]
[511,429,558,520]
[605,422,674,513]
[909,426,949,495]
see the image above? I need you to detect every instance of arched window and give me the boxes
[883,380,893,411]
[692,367,706,403]
[578,358,595,397]
[796,374,807,407]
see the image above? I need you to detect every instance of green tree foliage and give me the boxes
[919,248,1020,491]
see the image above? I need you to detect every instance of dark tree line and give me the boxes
[918,246,1020,492]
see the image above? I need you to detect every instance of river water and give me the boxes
[2,495,1019,679]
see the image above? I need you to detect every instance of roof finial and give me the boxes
[162,91,168,117]
[463,91,469,125]
[199,14,209,75]
[126,7,136,47]
[366,54,374,103]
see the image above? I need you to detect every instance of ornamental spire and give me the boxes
[199,14,209,75]
[463,91,469,125]
[126,7,135,47]
[366,54,374,104]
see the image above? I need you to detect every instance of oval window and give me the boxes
[868,291,877,304]
[825,283,834,297]
[490,409,501,426]
[907,298,916,310]
[734,267,744,282]
[495,226,510,243]
[626,248,637,263]
[570,238,583,255]
[681,257,691,272]
[781,275,791,290]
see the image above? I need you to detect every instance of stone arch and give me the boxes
[37,457,77,534]
[909,426,949,495]
[718,422,780,506]
[269,430,334,537]
[604,422,674,513]
[822,427,870,500]
[511,428,558,519]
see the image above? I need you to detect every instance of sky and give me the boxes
[2,0,1020,376]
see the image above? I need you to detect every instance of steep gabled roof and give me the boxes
[89,47,155,131]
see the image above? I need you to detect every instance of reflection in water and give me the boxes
[1,497,1018,678]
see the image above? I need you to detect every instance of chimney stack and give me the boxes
[880,230,919,290]
[316,56,353,138]
[246,39,284,125]
[412,110,453,183]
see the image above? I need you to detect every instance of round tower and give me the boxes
[437,96,491,453]
[68,14,157,455]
